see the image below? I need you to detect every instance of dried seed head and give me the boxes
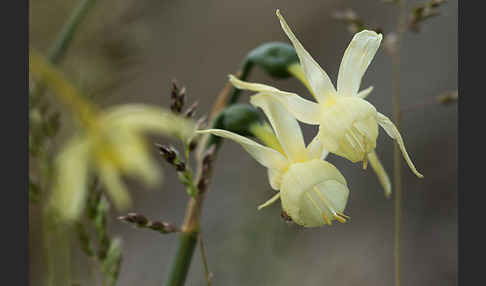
[184,101,199,118]
[170,79,185,113]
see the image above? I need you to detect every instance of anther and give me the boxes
[322,212,332,225]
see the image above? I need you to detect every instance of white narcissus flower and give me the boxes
[198,94,350,227]
[53,105,196,221]
[227,10,423,179]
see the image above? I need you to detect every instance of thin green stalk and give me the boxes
[392,1,407,286]
[165,228,199,286]
[30,0,98,99]
[47,0,98,64]
[165,62,255,286]
[198,234,212,286]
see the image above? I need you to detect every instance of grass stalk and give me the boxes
[392,1,408,286]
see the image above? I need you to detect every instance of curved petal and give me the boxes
[267,168,283,190]
[357,86,374,99]
[230,76,321,125]
[367,150,392,198]
[337,30,382,97]
[97,160,132,210]
[280,159,349,227]
[251,94,308,162]
[109,129,161,186]
[257,193,281,210]
[197,129,288,171]
[376,113,424,178]
[307,131,329,160]
[101,104,196,140]
[276,10,336,102]
[51,137,91,221]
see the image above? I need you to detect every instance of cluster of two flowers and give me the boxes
[198,10,423,228]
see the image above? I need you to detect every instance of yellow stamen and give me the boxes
[322,212,332,225]
[313,186,349,224]
[362,139,368,169]
[337,211,351,219]
[333,213,347,223]
[306,192,330,225]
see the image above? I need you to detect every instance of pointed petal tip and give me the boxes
[228,74,245,90]
[356,29,382,37]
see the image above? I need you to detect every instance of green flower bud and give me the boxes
[207,104,262,148]
[247,42,298,79]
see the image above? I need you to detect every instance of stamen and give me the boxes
[305,193,331,225]
[313,187,343,224]
[313,186,348,224]
[349,128,365,152]
[305,192,330,225]
[362,139,368,170]
[345,133,357,149]
[322,212,332,225]
[337,211,351,219]
[333,213,347,223]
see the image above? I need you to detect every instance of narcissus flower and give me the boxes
[29,50,196,221]
[198,94,350,227]
[227,10,423,178]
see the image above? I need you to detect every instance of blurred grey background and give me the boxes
[29,0,457,285]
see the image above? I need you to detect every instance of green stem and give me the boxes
[392,1,407,286]
[165,59,255,286]
[165,232,198,286]
[228,59,254,105]
[30,0,98,100]
[206,59,255,150]
[47,0,98,64]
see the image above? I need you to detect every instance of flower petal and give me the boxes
[280,159,349,227]
[251,93,308,162]
[97,160,132,210]
[197,129,288,171]
[110,129,161,186]
[257,193,281,210]
[51,137,91,221]
[267,168,283,190]
[337,30,382,97]
[229,75,321,125]
[367,150,392,198]
[307,131,329,160]
[357,86,374,99]
[101,104,196,140]
[276,10,336,102]
[376,112,424,178]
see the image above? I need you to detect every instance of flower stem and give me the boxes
[165,61,254,286]
[165,232,199,286]
[47,0,98,64]
[391,1,407,286]
[30,0,98,101]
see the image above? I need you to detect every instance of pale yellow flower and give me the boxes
[53,105,195,221]
[198,94,350,227]
[29,50,195,221]
[227,10,423,179]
